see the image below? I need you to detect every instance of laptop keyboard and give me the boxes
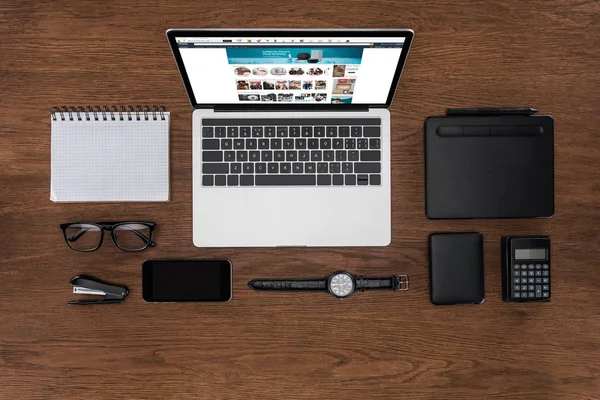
[200,118,382,187]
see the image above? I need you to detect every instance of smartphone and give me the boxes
[142,259,232,302]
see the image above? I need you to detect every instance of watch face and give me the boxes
[328,272,355,298]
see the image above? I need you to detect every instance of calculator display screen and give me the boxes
[515,248,547,260]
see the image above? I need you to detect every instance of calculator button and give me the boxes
[542,292,549,298]
[528,264,535,270]
[535,271,542,276]
[542,285,549,291]
[542,277,549,284]
[513,264,520,270]
[543,270,549,276]
[514,271,520,277]
[535,278,542,284]
[514,278,521,284]
[535,286,542,297]
[543,264,549,269]
[528,271,535,276]
[514,292,521,298]
[527,278,534,284]
[513,285,521,291]
[528,285,535,291]
[528,292,535,298]
[521,278,528,284]
[521,264,528,269]
[535,264,542,269]
[520,285,528,291]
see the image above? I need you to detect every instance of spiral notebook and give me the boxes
[50,106,170,202]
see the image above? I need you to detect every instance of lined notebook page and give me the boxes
[50,114,170,202]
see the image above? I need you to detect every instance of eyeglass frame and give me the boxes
[60,221,156,252]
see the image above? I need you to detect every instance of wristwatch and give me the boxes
[248,271,409,299]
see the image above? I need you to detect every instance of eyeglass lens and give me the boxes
[113,223,152,251]
[64,223,102,251]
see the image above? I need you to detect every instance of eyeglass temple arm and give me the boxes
[68,226,156,246]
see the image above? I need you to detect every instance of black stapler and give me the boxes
[69,275,129,306]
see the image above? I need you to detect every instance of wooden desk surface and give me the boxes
[1,1,599,399]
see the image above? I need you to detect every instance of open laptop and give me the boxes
[166,29,414,247]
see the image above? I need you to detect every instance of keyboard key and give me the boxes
[243,163,254,174]
[336,151,347,161]
[311,151,322,161]
[215,175,226,186]
[299,151,309,161]
[542,277,549,283]
[277,127,288,137]
[520,285,527,291]
[203,151,223,162]
[357,139,368,149]
[252,127,263,137]
[542,292,549,298]
[231,163,241,174]
[203,163,229,174]
[357,174,369,185]
[535,270,542,276]
[528,271,535,276]
[293,163,303,173]
[202,127,214,137]
[224,151,235,161]
[202,175,214,186]
[240,175,254,186]
[271,139,282,149]
[535,278,542,284]
[323,151,334,161]
[542,285,549,291]
[227,127,239,137]
[308,139,319,149]
[274,151,285,161]
[317,175,332,185]
[342,162,353,173]
[227,175,239,186]
[295,139,307,149]
[543,270,549,276]
[289,126,301,137]
[256,163,266,174]
[543,264,549,269]
[314,127,325,137]
[259,139,269,149]
[369,138,381,149]
[268,163,278,173]
[326,127,337,137]
[203,139,219,150]
[261,150,273,162]
[535,285,542,297]
[370,174,381,185]
[361,150,381,161]
[333,139,344,149]
[535,264,542,270]
[280,163,291,173]
[305,163,316,173]
[345,174,357,185]
[286,150,297,161]
[221,139,232,150]
[348,151,359,161]
[345,139,356,149]
[302,127,313,137]
[528,277,535,284]
[320,139,331,149]
[363,126,381,137]
[234,139,244,149]
[330,162,341,173]
[528,292,535,298]
[513,277,520,284]
[351,126,362,137]
[236,151,248,161]
[521,278,528,284]
[513,285,521,292]
[256,175,316,185]
[265,126,276,137]
[317,163,328,173]
[283,139,294,149]
[354,163,381,173]
[513,292,521,298]
[246,139,257,149]
[240,126,251,137]
[215,127,226,137]
[333,174,344,185]
[339,126,350,137]
[249,151,260,161]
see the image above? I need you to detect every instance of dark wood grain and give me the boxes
[1,0,599,399]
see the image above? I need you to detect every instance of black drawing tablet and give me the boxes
[425,115,554,219]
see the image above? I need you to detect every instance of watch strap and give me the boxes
[248,279,327,291]
[355,275,409,291]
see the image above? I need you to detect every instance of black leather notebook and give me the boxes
[429,233,484,305]
[425,115,554,219]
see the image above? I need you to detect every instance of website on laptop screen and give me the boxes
[175,36,406,105]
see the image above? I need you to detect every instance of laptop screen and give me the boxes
[170,32,411,107]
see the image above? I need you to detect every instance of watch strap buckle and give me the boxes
[394,275,410,291]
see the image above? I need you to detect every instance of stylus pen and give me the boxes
[446,107,538,116]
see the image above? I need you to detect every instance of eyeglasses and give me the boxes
[60,222,156,252]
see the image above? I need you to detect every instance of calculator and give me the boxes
[502,236,551,302]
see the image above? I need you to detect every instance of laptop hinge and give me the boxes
[213,105,370,113]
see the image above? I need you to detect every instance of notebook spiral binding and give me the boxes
[51,105,167,121]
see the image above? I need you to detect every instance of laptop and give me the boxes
[166,29,414,247]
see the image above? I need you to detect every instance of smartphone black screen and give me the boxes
[142,259,232,302]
